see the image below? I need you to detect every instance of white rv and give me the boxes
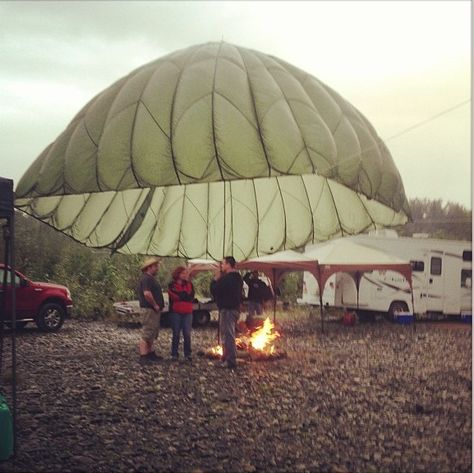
[300,230,472,319]
[297,273,336,307]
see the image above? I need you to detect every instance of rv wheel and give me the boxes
[387,301,409,322]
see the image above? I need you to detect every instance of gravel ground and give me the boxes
[0,315,471,473]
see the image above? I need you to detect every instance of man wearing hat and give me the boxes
[137,257,164,364]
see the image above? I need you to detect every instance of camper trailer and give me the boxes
[300,231,472,319]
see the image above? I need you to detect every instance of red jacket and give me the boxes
[168,280,195,314]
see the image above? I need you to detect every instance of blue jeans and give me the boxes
[219,309,240,367]
[170,313,192,358]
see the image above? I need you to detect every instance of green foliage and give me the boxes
[396,198,471,240]
[278,272,303,303]
[1,213,187,318]
[192,270,214,298]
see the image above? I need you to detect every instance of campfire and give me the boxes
[207,317,286,361]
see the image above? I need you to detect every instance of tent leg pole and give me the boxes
[272,268,276,324]
[411,288,416,333]
[319,292,324,335]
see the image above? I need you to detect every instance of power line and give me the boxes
[384,99,471,142]
[310,98,471,177]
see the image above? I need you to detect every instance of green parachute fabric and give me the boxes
[15,42,410,259]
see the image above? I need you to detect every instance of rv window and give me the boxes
[462,251,472,261]
[461,270,472,289]
[430,257,442,276]
[410,261,425,272]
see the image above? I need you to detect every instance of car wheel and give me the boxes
[193,310,211,327]
[36,303,65,332]
[387,301,409,322]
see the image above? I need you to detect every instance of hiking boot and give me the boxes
[139,356,153,366]
[146,352,163,361]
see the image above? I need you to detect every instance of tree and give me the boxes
[396,198,471,240]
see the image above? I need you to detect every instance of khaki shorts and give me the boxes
[141,308,161,342]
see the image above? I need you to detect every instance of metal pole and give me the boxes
[0,224,9,381]
[356,272,360,311]
[272,268,276,324]
[319,289,324,334]
[410,283,416,333]
[318,266,324,334]
[9,213,16,457]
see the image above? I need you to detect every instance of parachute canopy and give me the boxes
[15,42,410,259]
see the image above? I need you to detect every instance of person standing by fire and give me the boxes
[168,266,195,361]
[243,270,271,327]
[210,256,244,370]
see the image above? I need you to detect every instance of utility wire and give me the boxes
[313,98,471,177]
[384,99,471,142]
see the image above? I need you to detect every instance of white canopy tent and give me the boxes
[188,239,413,332]
[303,238,414,315]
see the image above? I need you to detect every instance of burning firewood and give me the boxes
[205,317,287,361]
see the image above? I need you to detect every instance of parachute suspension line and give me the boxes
[251,179,260,256]
[211,42,225,181]
[311,176,327,242]
[355,190,377,232]
[326,179,345,237]
[300,176,315,245]
[358,167,374,198]
[57,193,94,236]
[83,191,122,244]
[129,68,157,188]
[275,177,288,250]
[176,185,187,256]
[145,188,167,255]
[236,47,272,178]
[113,188,154,251]
[139,101,170,140]
[257,55,315,174]
[169,45,205,186]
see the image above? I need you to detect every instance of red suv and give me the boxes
[0,265,73,332]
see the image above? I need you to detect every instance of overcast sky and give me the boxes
[0,1,471,208]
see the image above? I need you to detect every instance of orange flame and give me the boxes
[210,345,223,356]
[249,317,280,351]
[208,317,280,357]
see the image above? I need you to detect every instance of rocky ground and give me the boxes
[0,313,471,473]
